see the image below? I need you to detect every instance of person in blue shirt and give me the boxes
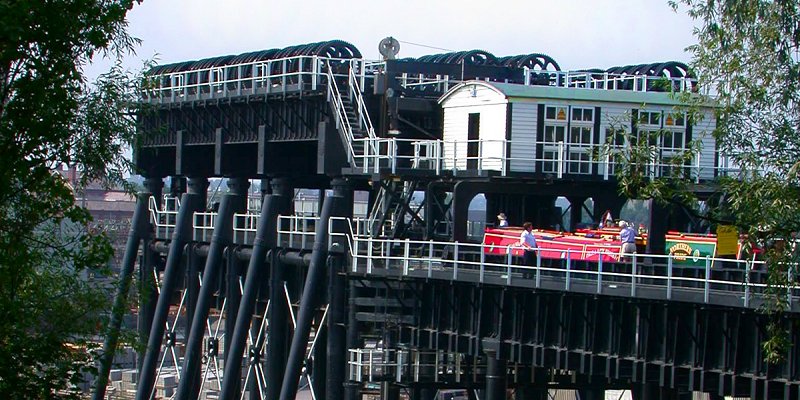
[618,221,637,261]
[518,222,538,266]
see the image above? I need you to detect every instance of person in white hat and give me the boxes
[497,213,509,227]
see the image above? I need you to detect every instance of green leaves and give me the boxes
[651,0,800,364]
[0,1,141,398]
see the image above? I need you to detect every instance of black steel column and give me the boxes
[278,179,344,400]
[93,180,156,400]
[265,251,289,400]
[225,246,241,358]
[136,177,208,400]
[326,254,346,400]
[175,178,248,400]
[485,350,507,400]
[326,178,352,400]
[137,178,163,370]
[220,178,291,400]
[577,389,604,400]
[312,310,328,399]
[567,196,587,231]
[344,280,360,400]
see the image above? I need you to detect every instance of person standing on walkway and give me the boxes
[519,222,538,267]
[618,221,637,261]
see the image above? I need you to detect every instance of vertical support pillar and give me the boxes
[136,177,209,400]
[93,178,158,400]
[344,280,361,400]
[265,252,289,400]
[279,178,346,400]
[567,196,587,231]
[174,178,249,400]
[327,179,352,400]
[326,254,347,400]
[577,389,605,400]
[137,178,163,369]
[184,183,209,348]
[219,178,291,400]
[312,311,328,400]
[224,243,241,356]
[484,350,507,400]
[647,199,668,255]
[631,383,675,400]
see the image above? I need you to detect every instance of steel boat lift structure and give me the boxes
[93,39,800,400]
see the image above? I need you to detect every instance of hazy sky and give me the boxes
[87,0,698,77]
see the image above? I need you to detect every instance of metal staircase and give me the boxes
[325,60,378,172]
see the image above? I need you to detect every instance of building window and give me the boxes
[542,105,594,175]
[546,106,568,121]
[567,107,593,174]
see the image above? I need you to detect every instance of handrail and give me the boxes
[348,59,377,140]
[346,233,793,309]
[192,211,217,242]
[148,195,180,238]
[325,61,360,168]
[142,55,356,101]
[141,54,697,103]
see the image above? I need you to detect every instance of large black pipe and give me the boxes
[344,280,360,400]
[265,250,289,400]
[136,177,208,400]
[137,180,163,370]
[92,182,154,400]
[174,178,248,400]
[326,258,347,399]
[278,186,341,400]
[312,310,327,400]
[485,350,507,400]
[219,178,290,400]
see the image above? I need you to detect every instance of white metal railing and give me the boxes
[232,212,260,245]
[348,348,470,383]
[143,55,360,101]
[346,233,797,309]
[142,54,697,103]
[442,138,706,180]
[526,68,697,93]
[397,68,697,94]
[193,212,217,242]
[326,134,738,181]
[348,59,377,139]
[277,215,318,249]
[326,62,364,169]
[148,195,181,238]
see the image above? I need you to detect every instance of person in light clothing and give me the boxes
[497,213,509,227]
[518,222,538,267]
[618,221,637,261]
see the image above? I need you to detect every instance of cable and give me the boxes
[397,40,455,52]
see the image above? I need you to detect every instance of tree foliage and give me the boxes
[671,0,800,364]
[601,0,800,364]
[0,1,141,398]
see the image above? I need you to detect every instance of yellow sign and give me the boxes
[716,225,738,256]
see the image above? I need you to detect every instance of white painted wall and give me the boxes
[441,83,718,180]
[441,84,507,171]
[509,102,538,172]
[693,110,717,181]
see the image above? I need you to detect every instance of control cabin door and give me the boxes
[467,113,480,170]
